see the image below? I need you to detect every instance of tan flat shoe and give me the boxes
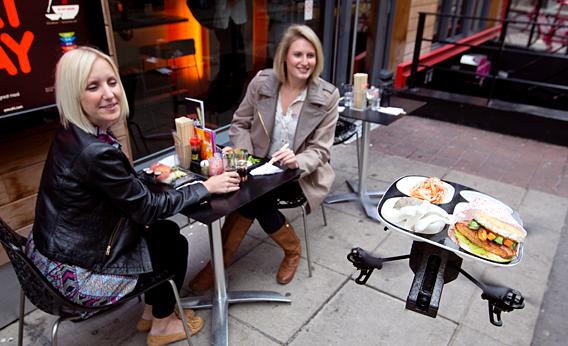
[146,315,204,346]
[146,331,189,346]
[136,308,196,332]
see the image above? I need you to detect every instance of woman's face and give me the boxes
[80,58,122,130]
[285,38,316,84]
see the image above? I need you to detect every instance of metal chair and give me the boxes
[334,117,359,146]
[275,117,359,278]
[276,193,327,278]
[0,218,191,346]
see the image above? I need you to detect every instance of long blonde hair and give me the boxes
[273,25,324,84]
[55,46,129,134]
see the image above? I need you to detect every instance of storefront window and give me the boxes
[108,0,323,160]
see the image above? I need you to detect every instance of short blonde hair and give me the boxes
[55,46,129,134]
[273,25,324,84]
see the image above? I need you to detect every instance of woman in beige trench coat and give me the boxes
[191,24,339,288]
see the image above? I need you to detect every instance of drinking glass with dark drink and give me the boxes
[235,150,248,183]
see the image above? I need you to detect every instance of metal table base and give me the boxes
[181,221,291,346]
[325,121,383,221]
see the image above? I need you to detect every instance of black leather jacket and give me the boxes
[32,123,210,275]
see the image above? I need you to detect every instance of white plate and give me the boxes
[396,176,455,204]
[45,13,61,20]
[380,197,449,234]
[459,190,513,214]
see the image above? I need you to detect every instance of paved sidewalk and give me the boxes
[1,116,566,345]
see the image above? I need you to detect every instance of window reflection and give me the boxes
[109,0,321,160]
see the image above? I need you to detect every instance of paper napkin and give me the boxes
[250,163,284,176]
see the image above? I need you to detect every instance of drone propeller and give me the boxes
[347,247,384,284]
[347,247,411,285]
[460,269,525,327]
[481,283,525,326]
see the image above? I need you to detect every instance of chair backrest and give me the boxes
[0,218,97,318]
[276,193,307,210]
[334,118,358,145]
[0,217,177,320]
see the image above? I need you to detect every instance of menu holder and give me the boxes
[194,127,215,160]
[376,175,524,267]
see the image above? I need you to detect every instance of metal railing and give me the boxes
[408,12,568,110]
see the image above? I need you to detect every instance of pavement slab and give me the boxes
[531,213,568,346]
[518,189,568,233]
[364,232,482,324]
[443,170,527,210]
[226,242,347,344]
[291,282,457,346]
[302,205,391,276]
[450,325,515,346]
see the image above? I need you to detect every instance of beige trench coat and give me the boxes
[229,69,339,212]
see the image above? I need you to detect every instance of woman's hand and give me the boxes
[202,171,240,194]
[271,148,300,169]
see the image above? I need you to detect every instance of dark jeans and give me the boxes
[238,181,304,234]
[136,220,188,319]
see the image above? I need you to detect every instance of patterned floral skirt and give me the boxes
[26,233,138,316]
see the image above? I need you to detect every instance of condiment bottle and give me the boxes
[190,137,201,161]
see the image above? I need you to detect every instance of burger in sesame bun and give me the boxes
[451,210,527,262]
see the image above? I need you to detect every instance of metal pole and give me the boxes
[409,13,426,89]
[368,0,389,86]
[527,0,544,47]
[488,20,509,105]
[331,0,341,84]
[322,0,335,81]
[335,0,353,86]
[349,0,361,83]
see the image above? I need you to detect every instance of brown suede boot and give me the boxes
[270,221,301,284]
[189,212,254,292]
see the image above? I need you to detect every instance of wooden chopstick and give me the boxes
[267,142,289,165]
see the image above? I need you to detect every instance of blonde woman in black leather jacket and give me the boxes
[28,47,241,346]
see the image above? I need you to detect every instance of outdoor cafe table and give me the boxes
[324,96,426,220]
[179,168,301,346]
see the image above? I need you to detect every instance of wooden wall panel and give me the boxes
[0,179,8,206]
[0,127,53,175]
[389,0,438,70]
[388,0,412,70]
[0,122,54,266]
[0,195,37,231]
[2,162,44,202]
